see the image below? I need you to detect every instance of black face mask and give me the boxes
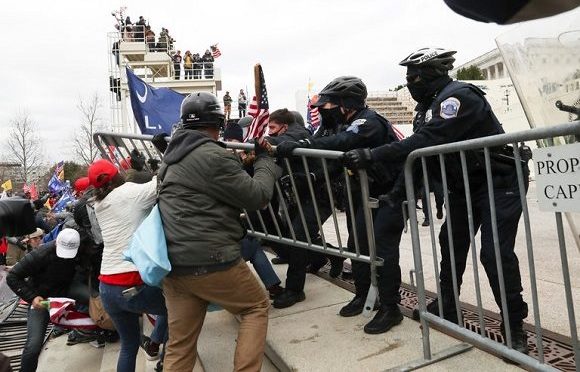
[319,107,345,129]
[407,79,431,103]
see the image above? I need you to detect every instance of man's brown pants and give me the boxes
[163,261,269,372]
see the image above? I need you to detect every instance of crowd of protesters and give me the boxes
[172,49,214,80]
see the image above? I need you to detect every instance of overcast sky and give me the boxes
[0,0,513,164]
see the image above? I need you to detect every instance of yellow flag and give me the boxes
[44,198,52,210]
[307,78,314,94]
[0,180,12,191]
[58,169,65,181]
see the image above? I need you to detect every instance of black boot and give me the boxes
[412,298,460,325]
[501,321,529,355]
[421,218,430,227]
[364,305,404,334]
[339,296,379,317]
[436,208,444,220]
[329,256,345,278]
[272,290,305,309]
[339,296,366,317]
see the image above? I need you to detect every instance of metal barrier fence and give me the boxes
[93,131,383,317]
[404,121,580,371]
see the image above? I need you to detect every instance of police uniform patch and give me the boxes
[425,109,432,123]
[440,97,460,119]
[346,119,367,134]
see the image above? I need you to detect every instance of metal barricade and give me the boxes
[93,131,383,317]
[403,121,580,371]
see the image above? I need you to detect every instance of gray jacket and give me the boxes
[158,129,279,275]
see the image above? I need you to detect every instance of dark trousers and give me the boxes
[184,68,193,79]
[349,200,405,305]
[20,280,90,372]
[20,307,50,372]
[422,180,444,220]
[438,180,529,323]
[174,65,181,80]
[285,197,332,292]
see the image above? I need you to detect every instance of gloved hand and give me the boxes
[152,133,169,154]
[342,148,374,170]
[275,139,311,157]
[253,138,270,158]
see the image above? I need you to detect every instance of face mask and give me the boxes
[406,79,431,102]
[320,107,345,129]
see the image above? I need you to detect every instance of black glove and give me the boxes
[253,138,268,157]
[152,133,169,154]
[342,148,374,170]
[275,139,311,158]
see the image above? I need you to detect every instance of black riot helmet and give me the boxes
[312,76,368,109]
[180,92,224,129]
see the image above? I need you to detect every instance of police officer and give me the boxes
[277,76,405,334]
[343,47,529,353]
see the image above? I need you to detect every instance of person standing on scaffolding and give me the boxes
[276,76,405,334]
[342,47,530,354]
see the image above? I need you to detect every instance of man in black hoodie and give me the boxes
[7,228,82,372]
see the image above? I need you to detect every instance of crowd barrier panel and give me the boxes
[403,121,580,371]
[94,132,383,317]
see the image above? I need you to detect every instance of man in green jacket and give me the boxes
[158,92,280,371]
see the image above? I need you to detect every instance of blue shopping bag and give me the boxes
[124,205,171,287]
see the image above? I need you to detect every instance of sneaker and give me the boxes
[90,339,106,348]
[140,335,160,361]
[363,305,404,334]
[412,298,460,325]
[51,326,71,339]
[67,330,97,345]
[272,290,305,309]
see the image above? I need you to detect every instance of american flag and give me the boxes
[307,97,321,131]
[244,65,270,142]
[210,44,221,58]
[45,297,99,330]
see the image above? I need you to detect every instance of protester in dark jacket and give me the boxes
[7,229,82,372]
[158,92,279,371]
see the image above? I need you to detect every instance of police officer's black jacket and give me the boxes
[309,107,400,191]
[372,80,511,192]
[7,241,78,304]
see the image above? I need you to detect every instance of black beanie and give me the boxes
[223,123,243,142]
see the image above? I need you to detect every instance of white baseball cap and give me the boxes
[56,228,80,259]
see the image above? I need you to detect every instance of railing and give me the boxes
[404,121,580,370]
[93,132,384,316]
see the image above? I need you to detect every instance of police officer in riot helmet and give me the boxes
[344,47,530,353]
[277,76,406,335]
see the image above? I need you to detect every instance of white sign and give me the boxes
[533,143,580,212]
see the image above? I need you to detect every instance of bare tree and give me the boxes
[6,112,43,184]
[74,93,104,165]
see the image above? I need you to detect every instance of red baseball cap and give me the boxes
[120,157,131,170]
[88,159,119,188]
[74,177,90,193]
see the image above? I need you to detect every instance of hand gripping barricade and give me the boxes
[403,121,580,371]
[93,131,384,318]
